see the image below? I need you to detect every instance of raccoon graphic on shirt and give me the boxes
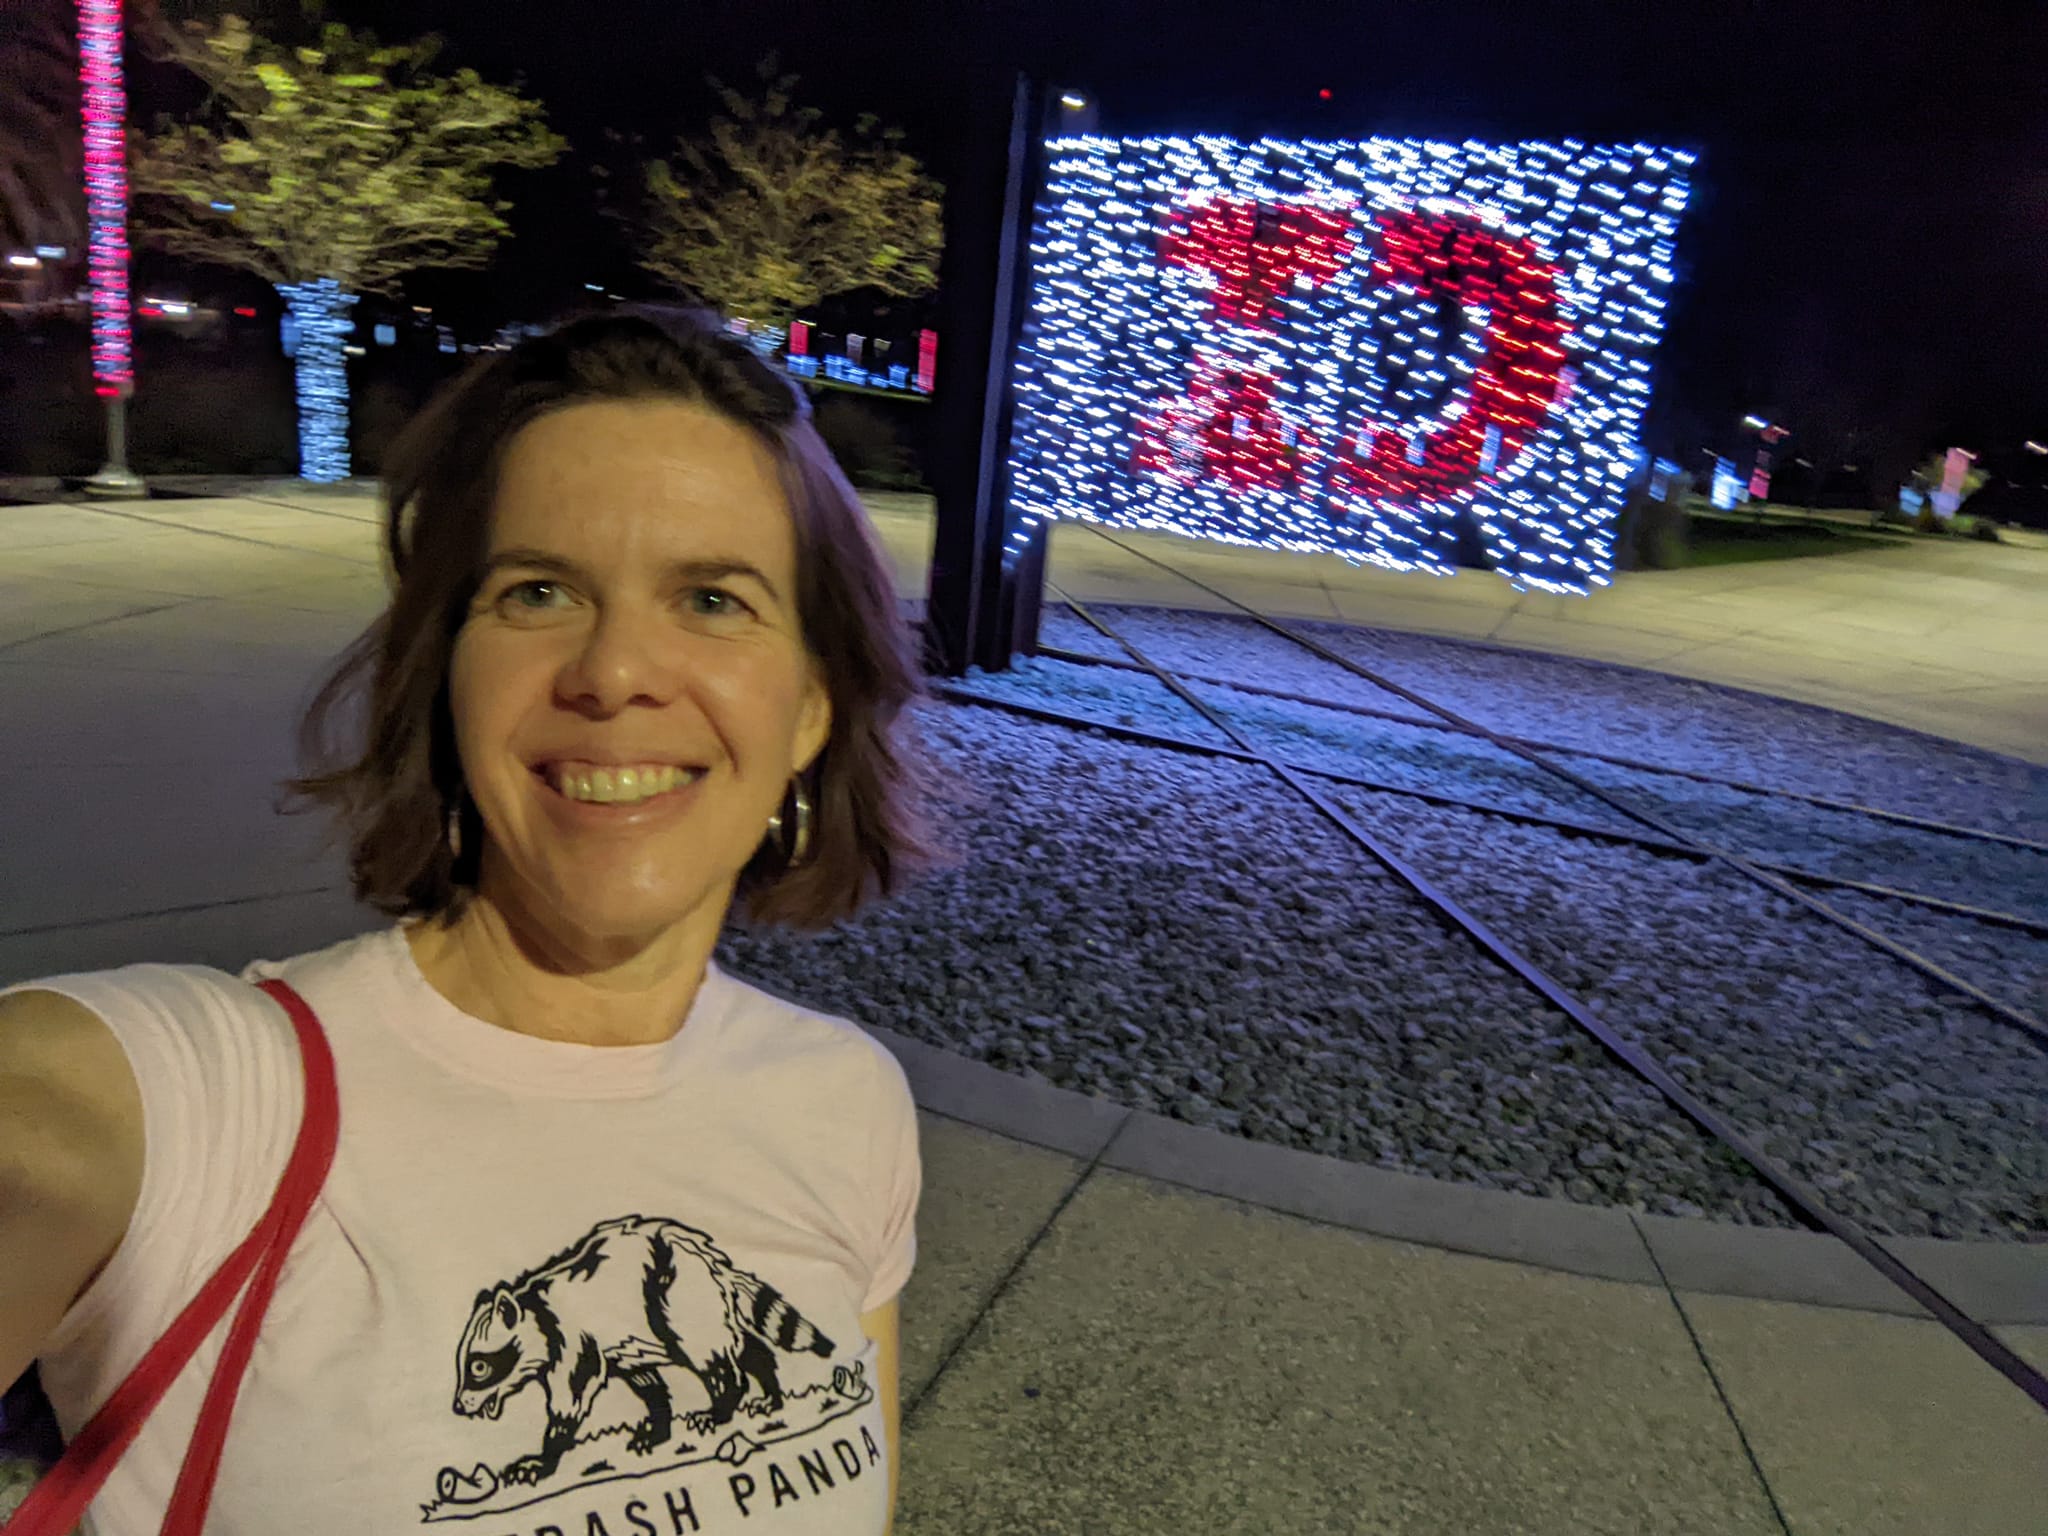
[420,1213,883,1521]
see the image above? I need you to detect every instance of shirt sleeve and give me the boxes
[0,964,300,1411]
[860,1041,921,1315]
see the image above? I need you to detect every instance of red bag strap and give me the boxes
[6,979,339,1536]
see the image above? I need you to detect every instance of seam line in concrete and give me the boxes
[0,885,345,940]
[76,502,379,568]
[0,599,198,659]
[1630,1213,1796,1536]
[901,1107,1136,1426]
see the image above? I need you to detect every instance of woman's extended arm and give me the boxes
[0,990,144,1391]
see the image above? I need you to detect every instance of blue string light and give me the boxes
[278,278,358,482]
[1007,136,1692,593]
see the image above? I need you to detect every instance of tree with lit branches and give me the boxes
[129,12,563,479]
[638,59,942,341]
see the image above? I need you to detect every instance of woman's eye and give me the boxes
[501,580,566,611]
[687,587,748,617]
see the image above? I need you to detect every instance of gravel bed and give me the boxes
[1027,650,2048,916]
[1815,889,2048,1025]
[1039,605,1434,722]
[950,655,1236,747]
[718,699,2048,1236]
[1176,671,2045,912]
[951,654,1641,838]
[1044,603,2048,843]
[1180,678,1643,835]
[1292,615,2048,843]
[1563,756,2048,915]
[1311,777,2048,1240]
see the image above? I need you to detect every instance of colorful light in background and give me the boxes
[278,279,358,481]
[780,325,935,396]
[1008,136,1693,593]
[1710,456,1744,509]
[79,0,133,397]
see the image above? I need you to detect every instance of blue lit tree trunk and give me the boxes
[128,15,562,484]
[278,279,358,482]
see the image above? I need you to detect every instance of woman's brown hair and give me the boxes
[287,308,929,931]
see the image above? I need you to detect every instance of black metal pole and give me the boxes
[922,72,1048,676]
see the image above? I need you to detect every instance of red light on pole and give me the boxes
[80,0,143,492]
[80,0,132,398]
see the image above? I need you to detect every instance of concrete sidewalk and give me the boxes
[3,488,2045,1534]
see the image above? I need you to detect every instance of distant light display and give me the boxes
[1008,137,1693,593]
[1710,456,1743,510]
[79,0,134,397]
[278,279,358,481]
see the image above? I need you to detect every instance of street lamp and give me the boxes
[1055,89,1098,133]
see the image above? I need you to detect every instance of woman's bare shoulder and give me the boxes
[0,986,144,1178]
[0,988,145,1382]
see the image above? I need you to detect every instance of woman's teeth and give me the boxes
[551,764,702,805]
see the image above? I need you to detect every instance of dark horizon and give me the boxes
[26,0,2048,488]
[333,0,2048,484]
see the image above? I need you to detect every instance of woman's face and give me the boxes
[449,397,832,952]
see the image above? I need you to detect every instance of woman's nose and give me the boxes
[558,610,676,711]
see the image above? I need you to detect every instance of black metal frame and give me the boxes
[922,74,1054,676]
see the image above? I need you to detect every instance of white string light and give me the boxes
[1008,136,1692,593]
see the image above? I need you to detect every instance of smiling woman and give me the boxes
[0,313,929,1536]
[300,312,930,941]
[413,394,839,1025]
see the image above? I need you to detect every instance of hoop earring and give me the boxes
[765,776,814,869]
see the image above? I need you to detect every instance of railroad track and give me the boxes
[1074,530,2048,1047]
[929,545,2047,1416]
[937,667,2048,943]
[1029,642,2048,858]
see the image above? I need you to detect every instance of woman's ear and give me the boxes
[792,669,833,777]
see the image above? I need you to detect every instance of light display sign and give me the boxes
[1007,136,1693,593]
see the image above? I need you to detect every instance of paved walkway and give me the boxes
[3,486,2045,1534]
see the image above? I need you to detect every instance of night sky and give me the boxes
[145,0,2048,482]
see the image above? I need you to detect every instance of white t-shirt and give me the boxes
[3,922,920,1536]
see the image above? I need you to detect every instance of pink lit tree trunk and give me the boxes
[79,0,143,492]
